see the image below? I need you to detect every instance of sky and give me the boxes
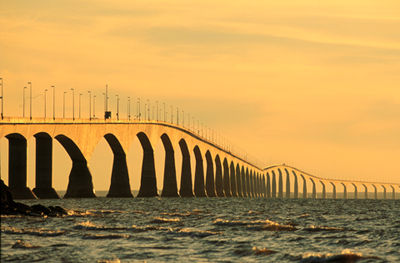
[1,0,400,190]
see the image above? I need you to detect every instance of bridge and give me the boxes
[0,118,399,200]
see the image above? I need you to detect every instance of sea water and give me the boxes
[1,197,399,262]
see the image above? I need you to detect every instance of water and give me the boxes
[1,198,399,262]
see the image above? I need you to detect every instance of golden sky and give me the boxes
[1,0,400,189]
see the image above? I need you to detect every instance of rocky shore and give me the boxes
[1,179,67,217]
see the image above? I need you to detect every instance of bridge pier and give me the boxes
[271,171,277,198]
[236,165,242,197]
[266,173,271,198]
[241,167,247,197]
[363,184,368,199]
[32,133,59,199]
[223,160,231,197]
[311,178,316,199]
[293,171,298,198]
[245,168,250,197]
[205,151,216,197]
[352,183,357,199]
[230,163,236,197]
[320,181,326,199]
[64,160,96,198]
[215,156,224,197]
[194,146,206,197]
[160,134,179,197]
[249,171,254,198]
[6,134,37,199]
[278,169,283,198]
[342,183,347,199]
[301,175,307,198]
[285,169,290,198]
[373,185,378,199]
[136,133,158,197]
[391,186,395,200]
[179,139,193,197]
[382,185,386,200]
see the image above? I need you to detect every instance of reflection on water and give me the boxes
[1,198,399,262]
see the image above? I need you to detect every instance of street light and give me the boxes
[128,97,131,120]
[70,88,75,120]
[137,98,141,121]
[147,99,150,121]
[44,89,48,119]
[52,86,55,120]
[116,94,119,120]
[88,91,92,120]
[23,86,27,118]
[0,77,3,119]
[79,93,82,119]
[28,82,32,120]
[93,95,96,118]
[63,91,67,119]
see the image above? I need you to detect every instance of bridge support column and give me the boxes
[194,147,206,197]
[179,140,193,197]
[311,179,316,199]
[331,183,336,199]
[293,171,298,198]
[223,161,231,197]
[278,169,283,198]
[391,186,395,200]
[205,153,216,197]
[249,172,254,197]
[245,169,250,197]
[271,171,277,198]
[236,166,242,197]
[373,185,378,199]
[33,134,59,199]
[64,160,96,198]
[382,186,386,200]
[285,170,290,198]
[266,173,271,198]
[137,133,158,197]
[302,175,307,199]
[215,157,223,197]
[241,167,247,197]
[6,134,37,199]
[321,181,326,199]
[230,164,236,197]
[160,136,179,197]
[107,153,133,197]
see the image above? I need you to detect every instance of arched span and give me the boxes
[136,132,157,197]
[160,133,179,197]
[104,133,132,198]
[381,185,386,200]
[214,155,224,197]
[5,133,36,199]
[285,169,290,198]
[55,134,96,198]
[179,139,193,197]
[352,183,357,199]
[362,184,368,199]
[236,164,242,197]
[278,168,283,198]
[230,161,237,197]
[310,178,316,199]
[271,170,277,198]
[205,151,216,197]
[320,181,326,199]
[223,158,231,197]
[292,170,298,198]
[341,183,347,199]
[372,184,378,199]
[266,172,271,198]
[193,146,206,197]
[300,174,307,198]
[33,132,59,199]
[330,182,336,199]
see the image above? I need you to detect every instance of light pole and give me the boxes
[137,98,141,121]
[0,77,3,119]
[93,95,96,118]
[176,107,179,125]
[70,88,75,120]
[44,89,48,119]
[116,94,119,120]
[128,97,131,120]
[88,91,92,120]
[23,86,27,118]
[147,99,150,121]
[79,93,82,119]
[63,91,67,118]
[28,82,32,120]
[52,85,55,120]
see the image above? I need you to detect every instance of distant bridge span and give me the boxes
[264,165,400,200]
[0,118,398,200]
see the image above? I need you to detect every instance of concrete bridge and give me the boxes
[1,118,399,200]
[264,165,400,200]
[0,117,266,199]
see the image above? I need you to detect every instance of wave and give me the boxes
[74,221,127,231]
[252,246,277,256]
[300,249,380,263]
[213,218,297,231]
[1,226,66,237]
[151,217,181,223]
[11,240,41,249]
[174,228,221,238]
[303,225,345,232]
[83,233,130,239]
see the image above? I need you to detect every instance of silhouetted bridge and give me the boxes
[0,118,399,200]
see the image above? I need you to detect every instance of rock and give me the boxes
[31,204,51,216]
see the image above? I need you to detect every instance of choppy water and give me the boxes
[1,198,399,262]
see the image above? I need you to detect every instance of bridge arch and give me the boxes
[193,145,206,197]
[104,133,132,197]
[178,138,193,197]
[205,151,216,197]
[55,134,96,198]
[230,161,236,197]
[223,158,231,197]
[160,133,179,197]
[214,154,223,197]
[136,132,157,197]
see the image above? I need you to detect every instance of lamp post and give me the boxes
[63,91,67,119]
[44,89,48,119]
[137,98,141,121]
[23,86,27,118]
[52,85,55,120]
[116,94,119,120]
[147,99,150,121]
[79,93,82,119]
[176,107,179,125]
[28,82,32,120]
[93,95,96,118]
[0,77,3,119]
[128,96,131,120]
[88,91,92,120]
[70,88,75,120]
